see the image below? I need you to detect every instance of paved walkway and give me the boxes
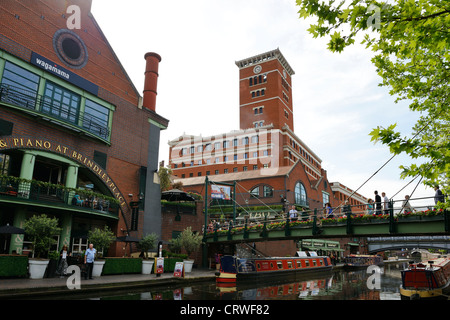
[0,269,217,299]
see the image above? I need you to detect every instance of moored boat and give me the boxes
[400,256,450,300]
[343,254,383,270]
[215,251,332,285]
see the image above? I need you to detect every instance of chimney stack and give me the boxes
[143,52,161,112]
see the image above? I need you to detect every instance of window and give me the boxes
[233,139,238,147]
[43,81,80,123]
[322,192,330,207]
[1,61,40,109]
[276,261,283,269]
[263,185,273,197]
[250,186,259,197]
[0,153,10,175]
[83,99,110,138]
[295,182,308,206]
[242,137,249,145]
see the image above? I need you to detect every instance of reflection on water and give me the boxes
[75,263,406,301]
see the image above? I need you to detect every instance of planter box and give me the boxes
[183,260,194,273]
[29,259,49,279]
[142,260,154,274]
[0,255,28,277]
[102,258,141,275]
[92,260,105,277]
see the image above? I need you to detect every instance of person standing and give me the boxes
[402,195,415,213]
[84,243,96,280]
[374,191,382,215]
[382,192,389,214]
[367,199,374,215]
[434,185,445,207]
[57,245,71,277]
[289,205,298,221]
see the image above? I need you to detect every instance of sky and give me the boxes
[91,0,434,210]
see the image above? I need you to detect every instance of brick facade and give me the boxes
[0,0,168,257]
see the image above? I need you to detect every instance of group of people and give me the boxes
[366,191,391,215]
[55,243,97,280]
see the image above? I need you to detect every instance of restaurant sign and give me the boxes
[0,136,127,209]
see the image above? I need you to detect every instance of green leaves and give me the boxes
[297,0,450,198]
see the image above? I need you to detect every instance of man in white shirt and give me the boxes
[382,192,389,214]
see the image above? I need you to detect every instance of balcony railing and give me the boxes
[0,84,109,140]
[0,175,119,217]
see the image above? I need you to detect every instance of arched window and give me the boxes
[295,182,307,206]
[250,186,259,198]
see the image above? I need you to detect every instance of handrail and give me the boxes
[205,194,448,237]
[0,175,119,216]
[0,84,110,140]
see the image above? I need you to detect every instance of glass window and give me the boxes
[0,153,10,175]
[83,99,110,139]
[250,186,259,197]
[43,81,80,123]
[263,185,273,197]
[1,61,40,109]
[295,182,307,206]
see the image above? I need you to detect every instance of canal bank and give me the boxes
[0,269,216,299]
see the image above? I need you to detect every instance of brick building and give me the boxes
[0,0,168,257]
[169,49,367,214]
[167,49,368,260]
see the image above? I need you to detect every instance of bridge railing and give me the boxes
[204,194,448,238]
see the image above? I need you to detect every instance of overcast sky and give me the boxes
[91,0,434,209]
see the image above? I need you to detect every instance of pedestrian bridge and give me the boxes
[367,236,450,252]
[204,208,450,244]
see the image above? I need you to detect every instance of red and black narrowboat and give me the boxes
[400,256,450,300]
[215,251,333,285]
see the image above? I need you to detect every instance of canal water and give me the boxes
[49,262,408,301]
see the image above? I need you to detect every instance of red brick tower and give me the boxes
[236,48,295,131]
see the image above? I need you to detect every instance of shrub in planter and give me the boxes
[179,227,202,272]
[87,226,115,258]
[136,233,158,259]
[24,214,61,259]
[87,226,115,277]
[24,214,61,279]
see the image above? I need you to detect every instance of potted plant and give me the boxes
[87,226,115,277]
[179,227,202,273]
[24,214,61,279]
[136,233,158,274]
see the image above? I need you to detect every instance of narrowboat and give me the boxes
[343,254,383,269]
[215,251,333,285]
[400,256,450,300]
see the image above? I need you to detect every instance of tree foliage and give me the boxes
[87,226,115,257]
[24,214,61,258]
[296,0,450,198]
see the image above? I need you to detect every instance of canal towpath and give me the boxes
[0,268,217,299]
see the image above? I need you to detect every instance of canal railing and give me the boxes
[204,196,449,243]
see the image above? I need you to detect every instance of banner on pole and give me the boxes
[211,185,231,200]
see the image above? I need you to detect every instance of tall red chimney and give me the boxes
[143,52,161,112]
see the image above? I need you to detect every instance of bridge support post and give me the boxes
[261,214,268,238]
[285,216,291,236]
[244,217,249,239]
[312,208,318,235]
[389,199,397,233]
[345,204,353,234]
[445,209,449,233]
